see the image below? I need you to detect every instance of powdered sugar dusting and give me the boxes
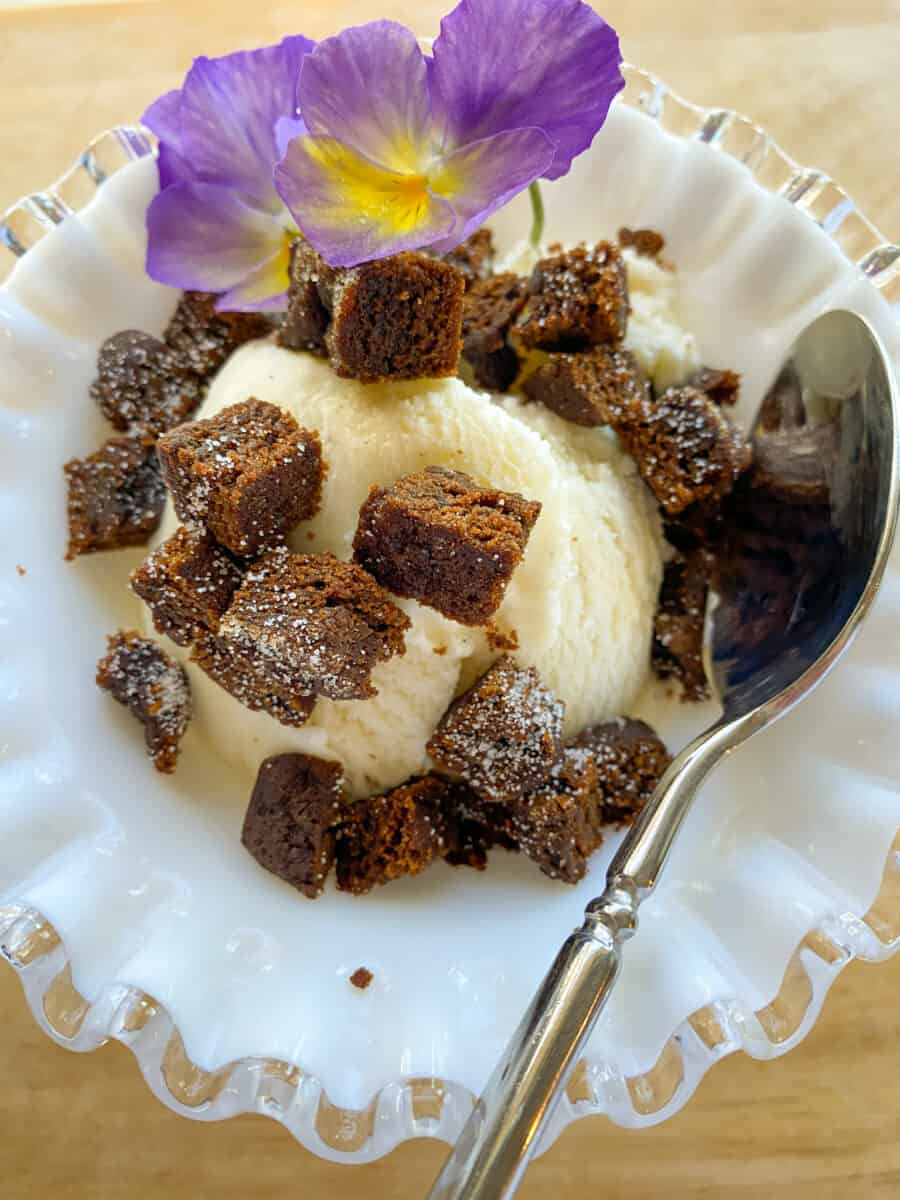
[427,656,564,802]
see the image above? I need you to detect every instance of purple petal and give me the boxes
[274,135,455,268]
[142,87,183,147]
[179,35,315,209]
[146,181,285,293]
[216,240,292,312]
[431,0,623,179]
[155,143,195,191]
[299,22,431,173]
[142,89,193,189]
[428,127,554,254]
[275,115,308,160]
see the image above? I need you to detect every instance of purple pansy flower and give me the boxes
[274,0,623,267]
[143,35,314,310]
[143,1,622,306]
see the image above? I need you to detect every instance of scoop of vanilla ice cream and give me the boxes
[152,342,664,797]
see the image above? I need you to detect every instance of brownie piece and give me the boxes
[280,244,466,382]
[191,632,316,728]
[130,526,243,646]
[336,775,452,894]
[688,366,741,409]
[461,273,528,391]
[156,398,325,556]
[511,746,604,883]
[354,467,541,625]
[652,549,714,701]
[522,346,648,428]
[91,330,204,435]
[574,719,671,824]
[606,385,752,516]
[277,238,334,354]
[515,243,629,351]
[427,657,564,803]
[64,436,166,559]
[217,550,410,702]
[618,227,666,259]
[164,291,270,377]
[241,752,343,899]
[444,228,496,286]
[96,630,192,772]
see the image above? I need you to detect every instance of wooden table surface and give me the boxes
[2,1,900,1196]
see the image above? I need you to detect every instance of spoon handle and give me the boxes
[428,724,735,1200]
[426,885,636,1200]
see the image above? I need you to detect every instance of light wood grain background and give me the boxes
[2,2,900,1196]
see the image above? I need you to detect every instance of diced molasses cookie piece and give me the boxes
[618,227,666,259]
[511,746,604,883]
[280,246,466,382]
[190,632,316,728]
[573,719,671,824]
[461,273,528,391]
[354,467,541,625]
[156,398,325,556]
[663,497,727,555]
[164,291,270,377]
[427,657,564,803]
[523,346,649,428]
[325,252,465,382]
[688,366,741,409]
[515,242,629,351]
[442,814,494,870]
[91,331,204,435]
[96,630,191,772]
[336,774,452,894]
[444,228,496,286]
[130,526,243,646]
[242,753,343,899]
[608,385,752,516]
[278,239,335,354]
[65,436,166,559]
[217,550,409,702]
[652,549,715,700]
[441,779,518,868]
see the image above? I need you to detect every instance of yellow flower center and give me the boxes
[305,138,435,236]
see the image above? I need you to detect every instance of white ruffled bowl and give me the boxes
[2,64,900,1164]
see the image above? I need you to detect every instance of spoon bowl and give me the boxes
[710,309,899,725]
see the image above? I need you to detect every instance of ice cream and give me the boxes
[621,247,700,390]
[150,252,694,798]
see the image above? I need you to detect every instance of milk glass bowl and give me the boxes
[2,64,900,1163]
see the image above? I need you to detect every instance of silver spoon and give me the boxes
[429,309,900,1200]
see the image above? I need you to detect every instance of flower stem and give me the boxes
[528,181,545,249]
